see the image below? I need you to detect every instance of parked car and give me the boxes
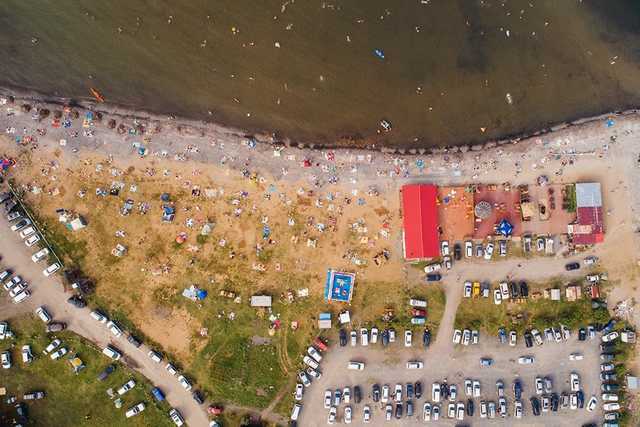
[565,262,580,271]
[125,402,146,418]
[480,357,494,367]
[192,390,205,405]
[602,332,619,343]
[530,397,541,416]
[11,218,31,232]
[97,364,116,381]
[102,345,122,361]
[424,263,441,273]
[21,345,33,364]
[586,396,598,412]
[45,322,66,333]
[117,379,136,395]
[1,351,11,369]
[169,408,185,426]
[178,375,193,391]
[35,306,51,323]
[453,243,462,260]
[106,321,123,337]
[441,241,449,256]
[127,334,142,348]
[465,241,473,257]
[426,273,442,282]
[89,310,108,323]
[484,243,494,260]
[67,295,86,308]
[518,356,534,365]
[49,347,68,360]
[43,263,61,277]
[404,330,412,347]
[23,391,45,400]
[24,234,40,247]
[31,248,49,263]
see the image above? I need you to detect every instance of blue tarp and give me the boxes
[196,289,208,300]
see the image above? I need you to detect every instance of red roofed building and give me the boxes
[568,183,604,245]
[402,184,440,260]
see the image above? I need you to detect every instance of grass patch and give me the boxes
[455,287,609,334]
[0,316,173,427]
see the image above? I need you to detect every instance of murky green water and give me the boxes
[1,0,639,147]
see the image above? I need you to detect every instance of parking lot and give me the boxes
[300,332,603,426]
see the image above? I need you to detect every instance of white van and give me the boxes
[347,361,365,370]
[409,299,427,308]
[89,310,108,323]
[102,345,122,361]
[35,306,52,323]
[12,290,31,304]
[290,403,302,421]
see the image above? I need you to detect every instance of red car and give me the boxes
[207,405,223,416]
[412,308,426,317]
[313,337,328,352]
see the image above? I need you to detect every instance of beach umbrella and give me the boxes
[497,219,513,237]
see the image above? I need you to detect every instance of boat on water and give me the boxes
[89,88,105,103]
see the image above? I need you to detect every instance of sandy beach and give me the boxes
[1,91,639,424]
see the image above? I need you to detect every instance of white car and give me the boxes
[360,328,369,346]
[89,310,108,323]
[323,390,332,408]
[602,332,619,343]
[394,384,402,402]
[350,330,357,346]
[20,345,33,364]
[1,351,11,369]
[381,384,390,403]
[9,283,27,298]
[535,377,543,395]
[441,241,450,256]
[570,373,580,392]
[462,329,471,346]
[307,346,322,363]
[303,355,318,370]
[25,234,40,247]
[125,402,145,418]
[294,383,304,401]
[35,306,52,323]
[473,380,481,397]
[328,406,337,424]
[509,331,517,346]
[583,256,598,265]
[19,226,36,239]
[343,387,351,404]
[586,396,597,412]
[50,347,68,360]
[0,322,9,340]
[531,329,543,346]
[603,402,620,411]
[452,329,462,344]
[169,408,185,426]
[43,339,61,355]
[117,379,136,395]
[423,402,432,421]
[103,346,122,361]
[31,248,49,262]
[493,289,502,305]
[347,361,364,370]
[569,352,584,361]
[432,383,441,402]
[370,327,378,344]
[106,321,123,337]
[424,263,442,273]
[363,405,371,423]
[463,281,472,298]
[465,241,473,257]
[514,400,523,418]
[43,263,61,277]
[178,375,193,391]
[601,393,618,402]
[166,363,178,376]
[404,330,412,347]
[12,289,31,304]
[148,350,163,363]
[406,361,423,369]
[484,242,494,260]
[499,282,510,300]
[344,405,352,424]
[11,218,31,232]
[517,356,534,365]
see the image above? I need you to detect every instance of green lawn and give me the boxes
[0,317,174,427]
[454,285,609,334]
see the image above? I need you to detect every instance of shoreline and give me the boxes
[1,86,638,154]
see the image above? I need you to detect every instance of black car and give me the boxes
[192,390,205,405]
[406,383,414,399]
[426,273,442,282]
[600,343,615,352]
[601,383,620,392]
[353,386,361,404]
[415,382,422,399]
[372,384,381,402]
[519,281,529,298]
[600,353,615,362]
[551,393,559,412]
[578,328,587,341]
[565,262,580,271]
[406,400,414,417]
[524,332,533,348]
[441,383,449,400]
[97,364,116,381]
[510,282,519,298]
[467,399,474,417]
[0,192,12,204]
[67,295,86,308]
[422,330,431,347]
[453,244,462,261]
[15,402,27,418]
[127,334,142,348]
[339,329,347,347]
[576,390,584,409]
[530,397,541,416]
[381,329,389,346]
[395,403,403,419]
[513,380,522,400]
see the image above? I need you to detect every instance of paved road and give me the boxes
[0,212,211,427]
